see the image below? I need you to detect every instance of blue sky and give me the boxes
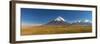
[21,8,92,25]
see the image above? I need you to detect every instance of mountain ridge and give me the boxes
[45,16,91,26]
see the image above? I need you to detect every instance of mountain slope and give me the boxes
[45,16,70,25]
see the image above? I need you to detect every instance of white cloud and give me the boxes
[22,23,43,26]
[84,19,90,22]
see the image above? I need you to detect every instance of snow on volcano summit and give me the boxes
[54,16,65,22]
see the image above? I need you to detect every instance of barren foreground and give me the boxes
[21,25,92,35]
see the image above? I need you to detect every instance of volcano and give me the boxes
[45,16,70,25]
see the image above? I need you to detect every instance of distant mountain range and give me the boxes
[45,16,92,26]
[72,22,92,26]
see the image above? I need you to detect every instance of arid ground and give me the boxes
[21,25,92,36]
